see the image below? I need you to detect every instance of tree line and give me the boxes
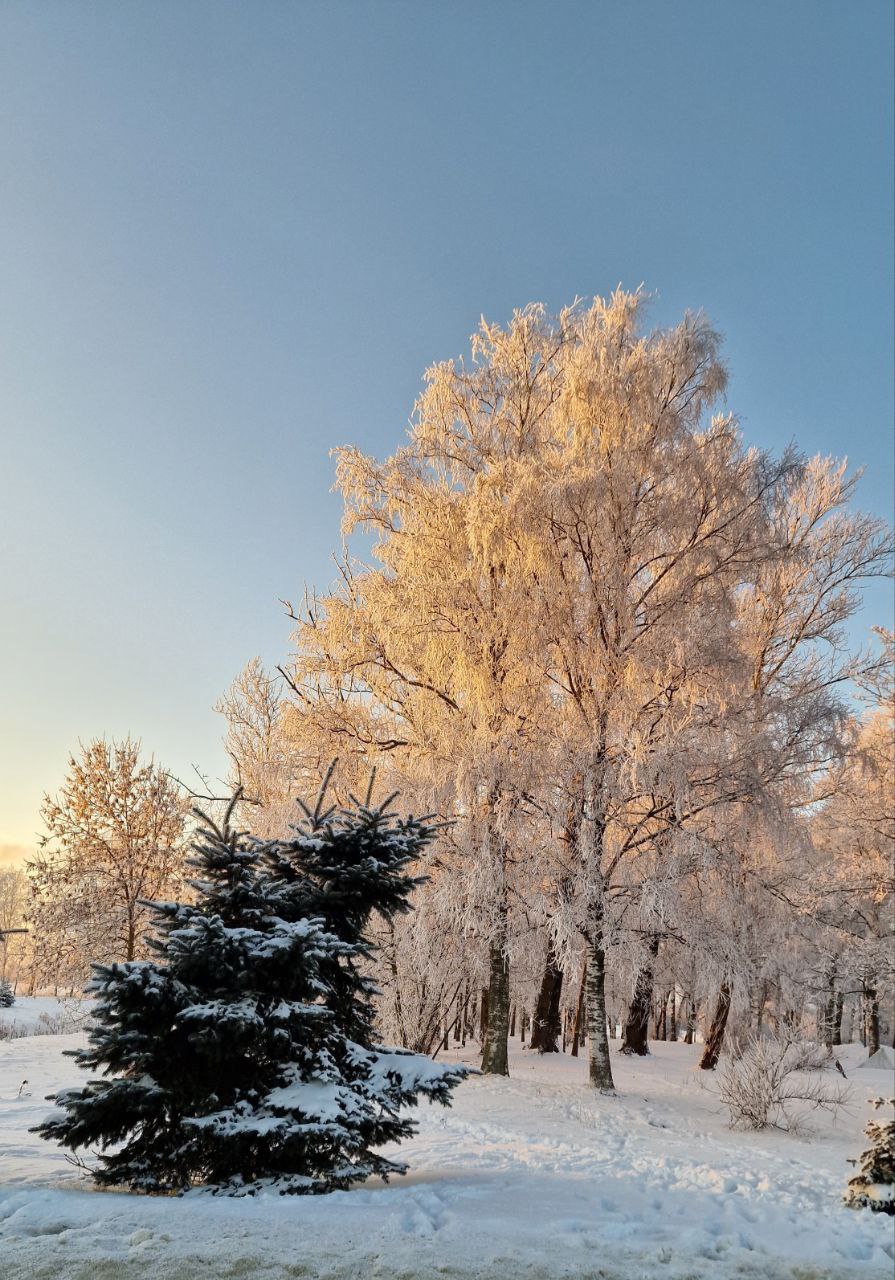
[24,291,894,1089]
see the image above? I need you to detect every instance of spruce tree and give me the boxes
[36,783,468,1194]
[0,977,14,1007]
[262,767,469,1158]
[844,1098,895,1215]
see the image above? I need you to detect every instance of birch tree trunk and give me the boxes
[585,926,614,1090]
[478,987,489,1044]
[529,944,563,1053]
[620,936,659,1055]
[699,982,731,1069]
[570,959,587,1057]
[481,936,510,1075]
[580,773,614,1091]
[864,982,880,1057]
[480,787,510,1076]
[684,997,698,1045]
[831,990,843,1046]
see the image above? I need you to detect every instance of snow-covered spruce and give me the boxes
[34,784,469,1194]
[0,977,14,1007]
[844,1097,895,1215]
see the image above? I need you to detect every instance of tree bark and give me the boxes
[656,991,667,1041]
[750,978,768,1035]
[478,986,489,1045]
[831,990,843,1047]
[125,903,137,963]
[529,944,564,1053]
[579,773,614,1090]
[620,936,659,1056]
[480,789,510,1076]
[864,983,880,1057]
[699,982,731,1070]
[668,989,678,1042]
[585,927,614,1090]
[481,940,510,1075]
[570,959,587,1057]
[820,966,837,1050]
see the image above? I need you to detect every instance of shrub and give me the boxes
[718,1032,849,1134]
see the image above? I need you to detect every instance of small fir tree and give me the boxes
[262,766,469,1158]
[844,1098,895,1215]
[36,783,468,1193]
[0,977,15,1007]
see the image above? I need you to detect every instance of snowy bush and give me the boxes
[844,1097,895,1215]
[718,1033,849,1134]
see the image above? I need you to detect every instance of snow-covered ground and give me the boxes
[0,994,82,1038]
[1,1007,893,1279]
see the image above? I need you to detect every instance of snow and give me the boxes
[0,995,87,1039]
[1,1031,893,1279]
[859,1047,895,1071]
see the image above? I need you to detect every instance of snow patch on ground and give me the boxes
[0,996,90,1039]
[859,1046,895,1071]
[1,1033,893,1279]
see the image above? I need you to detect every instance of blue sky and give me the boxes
[1,1,892,853]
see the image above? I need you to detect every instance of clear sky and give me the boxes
[1,1,892,857]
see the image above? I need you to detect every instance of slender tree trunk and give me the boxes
[656,991,667,1041]
[608,1014,616,1039]
[585,927,614,1090]
[509,1004,516,1039]
[683,998,697,1045]
[820,965,837,1050]
[478,986,489,1045]
[753,979,769,1036]
[668,989,678,1042]
[620,936,659,1056]
[529,944,564,1053]
[579,774,614,1091]
[841,995,854,1045]
[481,939,510,1075]
[126,902,137,963]
[865,983,880,1057]
[699,982,731,1070]
[831,990,843,1047]
[570,959,587,1057]
[480,790,510,1076]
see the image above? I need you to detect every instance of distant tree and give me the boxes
[28,738,188,990]
[808,647,895,1058]
[214,658,299,837]
[0,867,29,987]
